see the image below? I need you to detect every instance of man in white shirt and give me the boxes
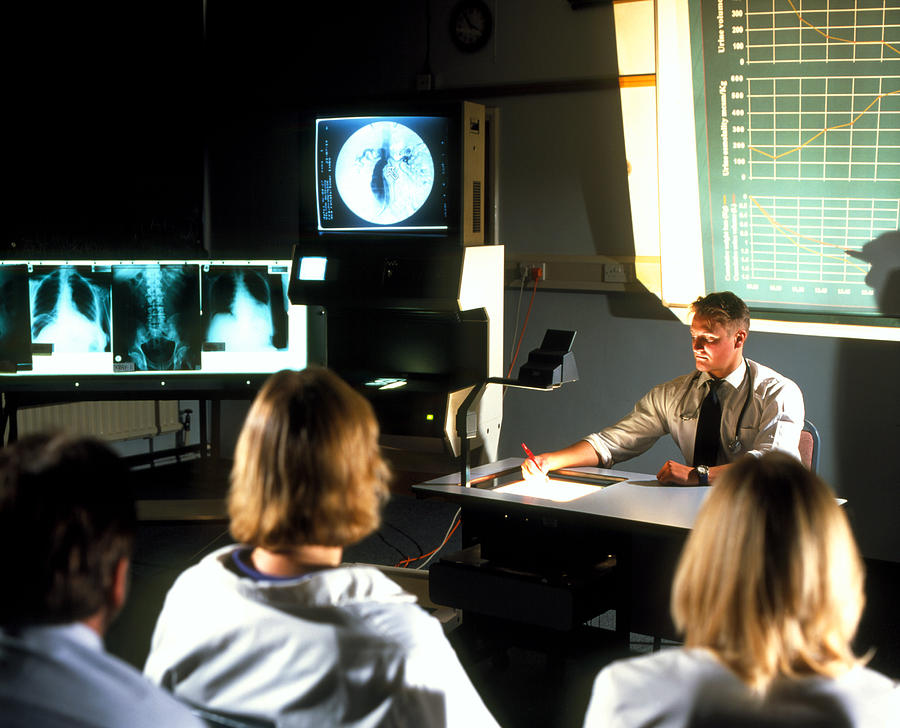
[522,292,805,485]
[0,434,204,728]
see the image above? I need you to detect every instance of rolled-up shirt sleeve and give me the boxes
[583,383,676,467]
[743,374,804,460]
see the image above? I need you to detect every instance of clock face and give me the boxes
[450,0,492,52]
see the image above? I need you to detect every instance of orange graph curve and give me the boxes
[785,0,900,56]
[748,196,870,274]
[749,88,900,160]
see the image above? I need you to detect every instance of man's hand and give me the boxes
[519,441,601,481]
[521,453,551,481]
[657,461,729,484]
[656,460,698,485]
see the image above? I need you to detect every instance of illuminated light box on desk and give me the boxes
[460,463,623,500]
[495,478,607,503]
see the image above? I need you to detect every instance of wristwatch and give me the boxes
[695,465,710,485]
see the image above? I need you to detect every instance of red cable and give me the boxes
[506,270,541,378]
[394,518,462,568]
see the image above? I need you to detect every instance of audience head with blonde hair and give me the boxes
[672,452,864,691]
[228,366,390,550]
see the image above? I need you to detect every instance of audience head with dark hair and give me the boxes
[0,432,135,630]
[0,433,204,728]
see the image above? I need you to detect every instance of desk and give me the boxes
[413,458,710,639]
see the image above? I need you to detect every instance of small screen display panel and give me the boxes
[0,260,306,379]
[316,115,451,233]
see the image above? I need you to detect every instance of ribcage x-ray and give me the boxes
[0,267,32,371]
[29,266,111,353]
[112,265,201,371]
[203,267,288,351]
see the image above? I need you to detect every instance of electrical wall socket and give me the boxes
[603,262,628,283]
[518,262,545,282]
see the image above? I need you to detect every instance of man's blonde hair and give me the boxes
[690,291,750,333]
[228,367,390,549]
[672,453,865,691]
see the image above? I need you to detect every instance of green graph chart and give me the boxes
[690,0,900,315]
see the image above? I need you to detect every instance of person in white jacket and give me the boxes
[583,453,898,728]
[145,366,500,728]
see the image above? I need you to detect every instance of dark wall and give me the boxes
[202,0,432,257]
[7,1,898,562]
[6,2,204,258]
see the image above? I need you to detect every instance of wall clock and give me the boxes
[450,0,493,53]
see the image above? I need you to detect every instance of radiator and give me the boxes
[15,400,182,442]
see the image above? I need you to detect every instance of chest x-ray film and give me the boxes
[200,264,293,373]
[30,266,112,354]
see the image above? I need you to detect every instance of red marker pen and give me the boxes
[521,442,545,477]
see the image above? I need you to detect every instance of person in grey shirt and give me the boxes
[0,434,204,728]
[522,291,804,485]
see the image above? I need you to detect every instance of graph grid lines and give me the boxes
[746,0,900,64]
[747,75,900,181]
[747,195,899,284]
[692,0,900,313]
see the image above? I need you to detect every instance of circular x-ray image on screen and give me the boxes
[334,121,435,225]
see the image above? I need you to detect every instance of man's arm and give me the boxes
[522,379,681,480]
[745,378,805,460]
[521,440,599,479]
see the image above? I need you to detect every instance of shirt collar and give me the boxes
[698,357,746,391]
[722,357,747,390]
[2,622,104,653]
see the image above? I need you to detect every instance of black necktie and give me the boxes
[692,379,723,467]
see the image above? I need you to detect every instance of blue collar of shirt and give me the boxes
[230,548,317,583]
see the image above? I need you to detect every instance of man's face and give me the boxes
[689,315,745,378]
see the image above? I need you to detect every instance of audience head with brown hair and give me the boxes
[144,367,499,727]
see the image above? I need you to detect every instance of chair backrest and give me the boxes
[799,419,820,472]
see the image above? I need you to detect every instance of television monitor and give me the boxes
[0,260,307,392]
[307,101,486,245]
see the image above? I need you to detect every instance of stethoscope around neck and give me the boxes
[679,358,753,455]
